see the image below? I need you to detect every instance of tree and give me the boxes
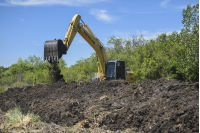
[178,4,199,82]
[182,4,199,33]
[58,58,67,70]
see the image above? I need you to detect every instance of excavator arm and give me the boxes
[44,14,107,80]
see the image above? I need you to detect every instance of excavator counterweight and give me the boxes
[44,39,67,62]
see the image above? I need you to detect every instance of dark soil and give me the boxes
[49,61,63,83]
[0,78,198,132]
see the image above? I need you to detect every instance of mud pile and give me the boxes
[0,78,198,132]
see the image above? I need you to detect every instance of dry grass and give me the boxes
[11,81,28,88]
[0,106,40,129]
[0,81,29,94]
[0,107,137,133]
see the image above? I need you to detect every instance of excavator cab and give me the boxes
[44,39,67,62]
[105,60,134,83]
[91,60,125,82]
[105,60,125,80]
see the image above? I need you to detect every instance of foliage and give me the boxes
[0,66,9,79]
[0,85,9,94]
[0,4,198,87]
[179,4,199,81]
[61,53,99,83]
[61,4,198,83]
[0,55,54,87]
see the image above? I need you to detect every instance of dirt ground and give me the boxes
[0,78,199,132]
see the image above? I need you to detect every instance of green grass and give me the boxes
[2,106,40,128]
[0,81,29,94]
[5,106,23,124]
[0,85,10,94]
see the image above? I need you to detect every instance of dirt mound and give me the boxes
[0,78,198,132]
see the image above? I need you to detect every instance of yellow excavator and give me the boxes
[44,14,135,83]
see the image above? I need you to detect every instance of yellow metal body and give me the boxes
[61,14,134,83]
[125,71,135,83]
[62,14,107,80]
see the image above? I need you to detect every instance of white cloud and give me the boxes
[136,30,181,40]
[31,41,41,45]
[112,30,181,41]
[176,4,196,10]
[0,0,106,6]
[138,31,148,35]
[0,57,18,67]
[0,2,13,6]
[15,17,25,22]
[90,9,116,23]
[113,30,132,37]
[160,0,171,7]
[76,39,87,44]
[20,18,24,22]
[176,5,187,9]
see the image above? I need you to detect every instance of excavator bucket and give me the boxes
[44,39,67,62]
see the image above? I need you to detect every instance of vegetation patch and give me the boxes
[0,107,40,129]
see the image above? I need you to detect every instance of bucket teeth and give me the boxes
[44,39,67,63]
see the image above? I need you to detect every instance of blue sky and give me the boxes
[0,0,198,67]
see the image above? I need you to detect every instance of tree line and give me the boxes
[62,4,199,83]
[0,4,198,91]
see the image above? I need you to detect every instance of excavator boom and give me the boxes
[44,14,107,78]
[44,14,134,83]
[44,14,81,62]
